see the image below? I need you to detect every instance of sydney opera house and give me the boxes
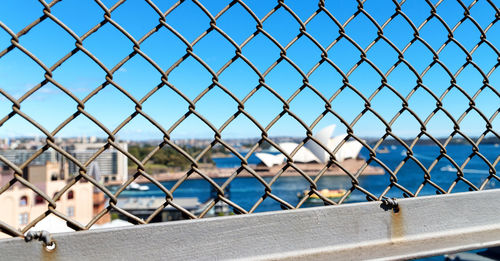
[255,125,364,168]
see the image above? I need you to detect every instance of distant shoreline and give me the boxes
[210,152,233,158]
[109,159,384,184]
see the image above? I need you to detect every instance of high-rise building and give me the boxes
[0,149,59,166]
[0,141,129,183]
[67,142,129,183]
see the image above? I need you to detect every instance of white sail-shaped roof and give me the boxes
[335,140,363,161]
[255,152,285,167]
[280,142,320,163]
[304,124,336,163]
[328,134,348,155]
[254,125,364,167]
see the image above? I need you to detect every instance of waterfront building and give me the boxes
[255,125,363,167]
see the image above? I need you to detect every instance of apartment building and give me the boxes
[0,162,94,237]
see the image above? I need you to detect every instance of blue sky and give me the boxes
[0,0,498,140]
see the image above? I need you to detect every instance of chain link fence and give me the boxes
[0,0,498,240]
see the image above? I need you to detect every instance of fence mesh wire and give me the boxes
[0,0,499,238]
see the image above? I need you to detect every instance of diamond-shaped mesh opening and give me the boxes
[0,49,45,100]
[265,61,303,99]
[419,18,450,51]
[288,88,327,126]
[407,87,440,119]
[412,139,442,164]
[169,114,214,140]
[111,55,163,99]
[53,114,109,139]
[168,56,213,100]
[471,43,498,70]
[369,88,404,121]
[140,86,191,130]
[385,65,417,96]
[327,37,362,73]
[0,114,46,138]
[109,0,160,40]
[441,88,471,119]
[469,1,497,29]
[348,62,384,97]
[82,85,136,131]
[403,40,435,73]
[455,64,485,91]
[82,23,134,69]
[425,110,456,137]
[330,87,366,123]
[421,64,452,94]
[216,3,257,45]
[195,87,239,129]
[434,1,465,27]
[306,12,341,48]
[139,26,187,71]
[366,40,401,73]
[0,1,43,33]
[51,51,103,100]
[192,29,236,71]
[391,111,422,138]
[241,33,282,73]
[19,18,74,67]
[474,88,500,117]
[352,112,387,138]
[18,83,77,131]
[50,0,103,37]
[454,19,483,51]
[383,15,416,51]
[343,13,379,50]
[459,110,490,135]
[243,88,283,127]
[165,1,211,43]
[0,0,497,239]
[308,62,344,98]
[217,58,261,99]
[114,113,164,142]
[286,36,324,72]
[324,1,357,25]
[439,42,469,73]
[262,7,301,46]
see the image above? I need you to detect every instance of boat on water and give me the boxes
[126,182,149,191]
[376,146,390,154]
[298,188,348,203]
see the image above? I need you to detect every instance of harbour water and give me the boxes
[112,144,499,213]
